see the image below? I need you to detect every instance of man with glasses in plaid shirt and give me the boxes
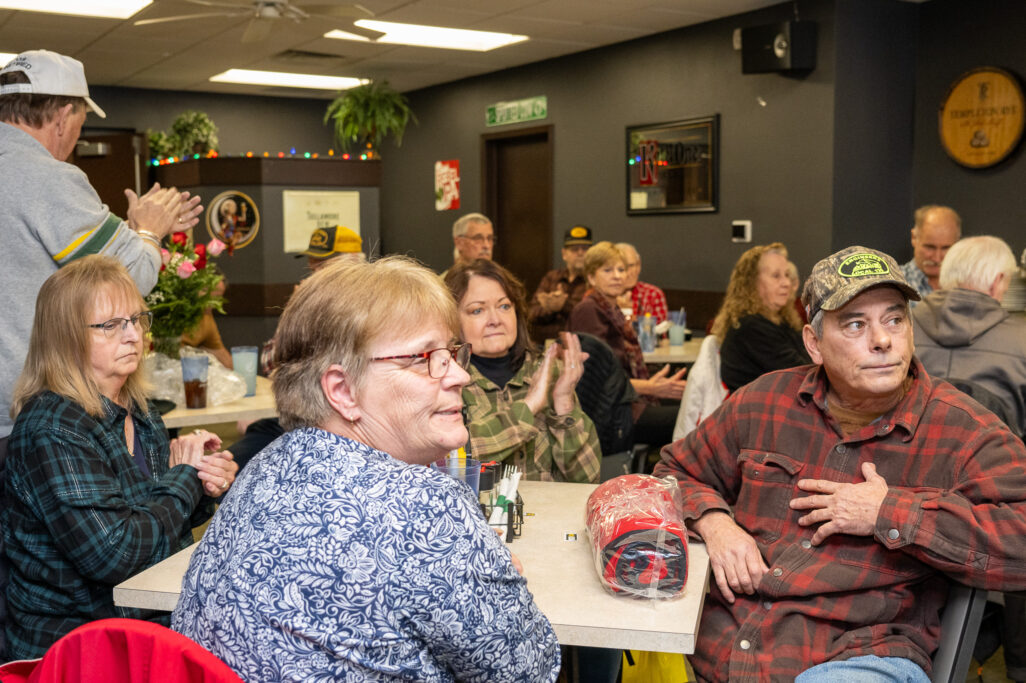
[655,246,1026,682]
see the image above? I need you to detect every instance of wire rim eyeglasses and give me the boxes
[87,311,154,338]
[370,342,472,378]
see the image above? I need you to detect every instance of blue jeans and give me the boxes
[795,655,930,683]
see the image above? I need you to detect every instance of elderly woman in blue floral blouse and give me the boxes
[2,256,236,660]
[172,256,559,682]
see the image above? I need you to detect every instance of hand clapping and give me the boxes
[524,332,589,416]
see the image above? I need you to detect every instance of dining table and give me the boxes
[114,479,710,654]
[642,336,704,366]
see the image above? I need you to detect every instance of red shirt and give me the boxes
[629,280,668,323]
[654,359,1026,682]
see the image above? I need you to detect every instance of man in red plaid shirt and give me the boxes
[655,246,1026,683]
[617,242,668,323]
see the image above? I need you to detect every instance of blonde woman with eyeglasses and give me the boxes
[2,255,236,660]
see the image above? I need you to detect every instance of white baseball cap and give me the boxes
[0,49,106,118]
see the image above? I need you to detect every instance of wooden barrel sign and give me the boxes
[939,67,1025,168]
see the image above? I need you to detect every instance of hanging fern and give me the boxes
[323,80,417,156]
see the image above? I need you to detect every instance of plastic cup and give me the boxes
[231,345,259,396]
[668,324,686,346]
[180,356,209,409]
[430,456,481,496]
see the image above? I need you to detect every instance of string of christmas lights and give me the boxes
[149,148,378,166]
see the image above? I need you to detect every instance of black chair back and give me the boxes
[575,333,636,456]
[941,377,1014,428]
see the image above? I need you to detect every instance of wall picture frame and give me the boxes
[626,115,719,215]
[206,190,260,251]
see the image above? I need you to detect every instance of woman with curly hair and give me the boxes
[712,242,811,391]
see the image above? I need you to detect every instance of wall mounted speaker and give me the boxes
[741,21,817,74]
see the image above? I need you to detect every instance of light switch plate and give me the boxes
[731,220,752,243]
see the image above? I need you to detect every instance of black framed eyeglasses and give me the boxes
[87,311,153,338]
[370,342,472,378]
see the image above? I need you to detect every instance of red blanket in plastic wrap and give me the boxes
[585,474,688,599]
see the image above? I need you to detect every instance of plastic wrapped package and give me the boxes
[145,346,246,408]
[585,474,688,599]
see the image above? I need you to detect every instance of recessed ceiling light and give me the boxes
[325,20,528,52]
[0,0,152,19]
[209,69,368,91]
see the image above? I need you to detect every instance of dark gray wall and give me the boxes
[831,0,918,257]
[88,86,335,158]
[382,1,841,289]
[913,0,1026,260]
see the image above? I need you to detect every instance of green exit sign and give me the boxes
[486,96,548,127]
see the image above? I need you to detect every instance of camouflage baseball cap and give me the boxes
[802,246,920,322]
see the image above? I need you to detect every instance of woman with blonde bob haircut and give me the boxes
[568,241,686,454]
[173,256,560,682]
[712,242,810,392]
[3,255,236,660]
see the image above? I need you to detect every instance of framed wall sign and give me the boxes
[281,190,361,253]
[626,114,719,215]
[939,67,1025,169]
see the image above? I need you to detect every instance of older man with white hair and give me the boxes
[912,235,1026,435]
[912,234,1026,683]
[449,213,494,268]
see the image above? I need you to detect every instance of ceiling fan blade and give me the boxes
[242,17,276,43]
[330,21,384,40]
[183,0,255,8]
[297,3,374,19]
[134,11,247,26]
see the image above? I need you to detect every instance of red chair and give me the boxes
[0,618,242,683]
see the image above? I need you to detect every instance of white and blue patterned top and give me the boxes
[172,428,560,682]
[900,258,932,304]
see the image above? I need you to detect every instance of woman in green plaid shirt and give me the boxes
[445,260,600,483]
[2,256,238,659]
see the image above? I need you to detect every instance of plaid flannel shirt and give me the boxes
[654,360,1026,682]
[463,356,601,483]
[2,391,208,659]
[528,268,590,342]
[629,280,668,323]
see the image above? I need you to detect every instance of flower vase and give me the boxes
[152,335,182,359]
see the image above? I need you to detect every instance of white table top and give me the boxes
[514,480,708,653]
[160,376,276,429]
[642,337,703,365]
[114,479,709,654]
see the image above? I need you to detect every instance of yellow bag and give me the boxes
[621,650,690,682]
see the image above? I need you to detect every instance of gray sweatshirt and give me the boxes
[0,122,160,437]
[912,287,1026,436]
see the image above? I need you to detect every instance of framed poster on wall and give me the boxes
[282,190,360,253]
[626,115,719,215]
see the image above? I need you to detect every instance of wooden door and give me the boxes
[71,131,146,219]
[482,126,553,295]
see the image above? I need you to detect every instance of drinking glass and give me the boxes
[180,356,209,409]
[231,345,259,397]
[430,456,481,496]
